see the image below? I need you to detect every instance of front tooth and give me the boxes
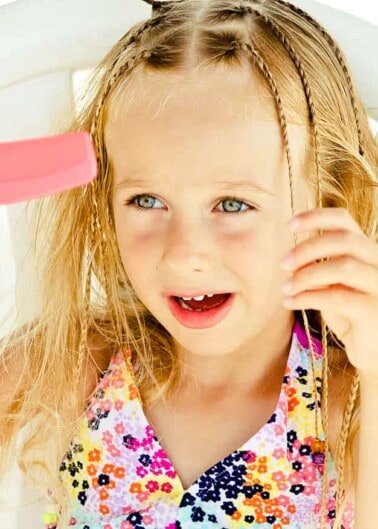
[206,293,214,298]
[193,295,205,301]
[182,296,192,300]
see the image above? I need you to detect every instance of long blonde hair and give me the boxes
[1,1,377,527]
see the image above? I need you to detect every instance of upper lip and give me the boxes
[165,291,233,298]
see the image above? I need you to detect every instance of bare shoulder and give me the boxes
[0,334,114,413]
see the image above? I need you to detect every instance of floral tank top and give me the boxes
[44,316,355,528]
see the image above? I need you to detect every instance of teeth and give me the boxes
[181,293,215,301]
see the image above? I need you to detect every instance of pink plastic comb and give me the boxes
[0,132,97,205]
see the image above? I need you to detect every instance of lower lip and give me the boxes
[166,294,235,329]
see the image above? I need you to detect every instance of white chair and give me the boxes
[0,1,377,527]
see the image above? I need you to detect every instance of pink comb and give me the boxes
[0,132,97,205]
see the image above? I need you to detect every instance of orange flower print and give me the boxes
[130,482,142,493]
[129,384,139,400]
[105,479,116,490]
[99,504,110,515]
[87,464,98,476]
[99,489,109,501]
[103,463,114,474]
[288,397,300,411]
[114,466,126,479]
[257,464,267,473]
[88,448,101,462]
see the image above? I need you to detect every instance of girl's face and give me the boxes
[106,68,315,359]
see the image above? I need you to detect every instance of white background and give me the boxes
[0,0,377,22]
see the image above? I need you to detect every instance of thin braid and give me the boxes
[227,44,331,522]
[334,370,360,524]
[252,3,361,524]
[273,0,365,156]
[320,318,330,529]
[241,6,331,526]
[74,15,166,389]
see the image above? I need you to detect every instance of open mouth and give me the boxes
[173,293,231,311]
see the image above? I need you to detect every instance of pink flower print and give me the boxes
[326,498,336,511]
[291,439,301,450]
[112,368,122,378]
[149,461,163,475]
[115,423,125,435]
[166,524,177,529]
[243,451,257,463]
[136,491,150,502]
[114,399,124,411]
[141,435,154,451]
[288,473,302,485]
[142,515,154,525]
[154,449,170,465]
[120,522,133,529]
[113,376,125,389]
[272,448,285,459]
[274,424,284,436]
[136,466,148,478]
[161,482,173,493]
[272,471,286,482]
[103,431,113,443]
[123,435,140,451]
[146,480,159,493]
[108,444,121,457]
[166,470,177,479]
[303,484,316,496]
[146,425,155,438]
[277,482,288,491]
[111,352,122,365]
[104,525,112,529]
[101,378,111,390]
[121,506,134,515]
[276,494,290,507]
[101,399,112,412]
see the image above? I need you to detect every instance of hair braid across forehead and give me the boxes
[273,0,365,157]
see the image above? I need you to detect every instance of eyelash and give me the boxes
[122,194,256,215]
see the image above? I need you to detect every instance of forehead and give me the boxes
[104,65,307,126]
[104,66,311,195]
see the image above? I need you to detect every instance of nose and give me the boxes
[162,215,216,275]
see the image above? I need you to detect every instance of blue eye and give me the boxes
[123,194,255,215]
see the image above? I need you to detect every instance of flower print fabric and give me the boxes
[47,316,355,528]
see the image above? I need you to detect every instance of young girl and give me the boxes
[1,0,377,528]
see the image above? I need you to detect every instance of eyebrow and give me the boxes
[114,177,275,197]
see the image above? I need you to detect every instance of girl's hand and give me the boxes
[281,207,378,381]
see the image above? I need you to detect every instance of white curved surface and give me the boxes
[0,1,377,528]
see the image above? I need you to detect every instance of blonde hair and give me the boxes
[1,1,377,527]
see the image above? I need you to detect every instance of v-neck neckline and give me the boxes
[116,319,302,494]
